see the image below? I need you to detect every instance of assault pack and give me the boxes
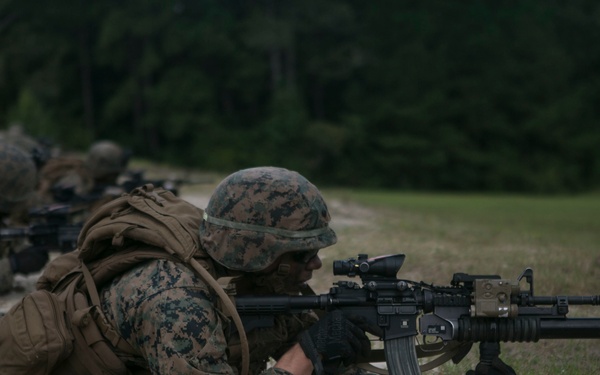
[0,184,249,375]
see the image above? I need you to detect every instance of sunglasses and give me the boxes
[291,249,319,264]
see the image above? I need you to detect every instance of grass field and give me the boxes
[179,175,600,374]
[311,189,600,374]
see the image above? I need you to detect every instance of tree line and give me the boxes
[1,0,599,193]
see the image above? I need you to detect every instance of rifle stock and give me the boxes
[236,254,600,374]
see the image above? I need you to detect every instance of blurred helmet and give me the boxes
[0,142,37,212]
[86,140,130,180]
[199,166,337,272]
[1,124,51,169]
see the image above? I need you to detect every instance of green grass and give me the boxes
[313,189,600,374]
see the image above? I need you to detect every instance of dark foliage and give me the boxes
[1,0,599,193]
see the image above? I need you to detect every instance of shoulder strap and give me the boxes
[187,258,249,375]
[79,262,138,356]
[73,185,250,375]
[79,248,251,375]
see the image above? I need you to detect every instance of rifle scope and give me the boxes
[333,253,405,278]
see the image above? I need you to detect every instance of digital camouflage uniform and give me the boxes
[100,167,335,375]
[100,259,232,374]
[100,259,317,375]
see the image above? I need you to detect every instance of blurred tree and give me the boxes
[0,0,598,192]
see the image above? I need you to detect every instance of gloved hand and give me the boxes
[297,310,375,375]
[9,246,49,274]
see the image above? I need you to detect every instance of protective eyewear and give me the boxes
[291,249,319,264]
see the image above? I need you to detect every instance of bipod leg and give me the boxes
[465,342,516,375]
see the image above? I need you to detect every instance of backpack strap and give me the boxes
[80,261,138,356]
[72,185,250,375]
[81,247,250,374]
[217,276,242,301]
[188,258,250,375]
[60,275,130,375]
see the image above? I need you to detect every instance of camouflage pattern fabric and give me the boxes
[0,124,52,169]
[200,167,337,272]
[86,140,129,180]
[0,125,40,157]
[100,258,297,375]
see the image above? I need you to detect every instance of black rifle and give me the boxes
[236,254,600,374]
[0,204,82,253]
[51,169,214,202]
[120,169,184,196]
[120,169,215,196]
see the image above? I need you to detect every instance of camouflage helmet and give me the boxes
[199,167,337,272]
[86,140,129,180]
[1,124,51,169]
[0,141,37,212]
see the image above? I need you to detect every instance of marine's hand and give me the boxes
[297,310,371,375]
[274,343,314,375]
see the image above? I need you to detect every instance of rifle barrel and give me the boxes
[531,296,600,305]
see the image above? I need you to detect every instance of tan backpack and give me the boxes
[0,184,249,375]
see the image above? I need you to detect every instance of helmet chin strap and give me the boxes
[277,263,291,277]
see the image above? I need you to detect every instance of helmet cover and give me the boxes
[199,167,337,272]
[86,140,129,179]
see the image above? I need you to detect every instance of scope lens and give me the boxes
[333,259,355,275]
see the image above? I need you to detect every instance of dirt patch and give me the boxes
[327,198,376,231]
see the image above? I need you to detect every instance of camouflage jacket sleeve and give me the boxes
[101,259,238,375]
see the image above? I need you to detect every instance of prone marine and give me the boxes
[98,166,377,374]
